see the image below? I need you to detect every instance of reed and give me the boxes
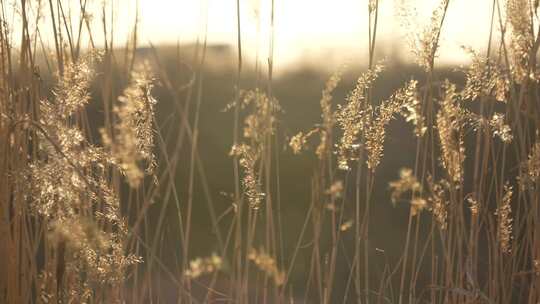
[1,0,540,303]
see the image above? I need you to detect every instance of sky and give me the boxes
[133,0,495,66]
[14,0,497,69]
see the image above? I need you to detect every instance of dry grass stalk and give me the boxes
[248,247,285,286]
[506,0,535,82]
[335,63,384,170]
[496,183,513,254]
[436,80,466,183]
[101,62,158,188]
[229,89,279,210]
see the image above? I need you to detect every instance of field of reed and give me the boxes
[1,0,540,303]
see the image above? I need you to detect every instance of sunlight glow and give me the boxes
[22,0,494,68]
[136,0,494,67]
